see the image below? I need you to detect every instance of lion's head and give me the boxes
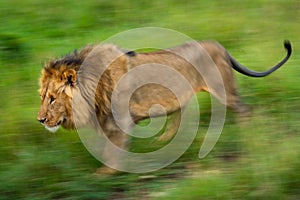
[37,46,93,132]
[37,63,79,132]
[37,44,129,132]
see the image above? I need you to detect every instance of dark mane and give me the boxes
[44,45,94,71]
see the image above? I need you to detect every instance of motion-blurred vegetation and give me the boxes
[0,0,299,199]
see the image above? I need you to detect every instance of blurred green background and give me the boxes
[0,0,299,199]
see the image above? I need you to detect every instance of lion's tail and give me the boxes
[229,40,292,77]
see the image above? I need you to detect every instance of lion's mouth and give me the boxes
[44,120,63,133]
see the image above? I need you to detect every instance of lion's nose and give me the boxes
[38,118,46,124]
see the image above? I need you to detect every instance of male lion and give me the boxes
[37,40,291,174]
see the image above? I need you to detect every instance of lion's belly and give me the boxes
[129,84,194,122]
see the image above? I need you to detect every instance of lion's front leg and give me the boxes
[158,110,181,142]
[96,117,129,175]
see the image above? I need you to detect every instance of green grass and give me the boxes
[0,0,300,199]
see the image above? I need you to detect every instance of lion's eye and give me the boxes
[49,96,55,104]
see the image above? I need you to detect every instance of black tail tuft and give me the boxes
[284,40,292,55]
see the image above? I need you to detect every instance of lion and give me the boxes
[37,40,291,174]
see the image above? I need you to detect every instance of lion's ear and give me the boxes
[62,69,77,87]
[64,85,73,98]
[62,69,76,98]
